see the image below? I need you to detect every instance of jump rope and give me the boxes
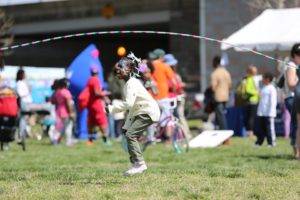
[0,30,293,67]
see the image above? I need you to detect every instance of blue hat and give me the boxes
[164,54,178,66]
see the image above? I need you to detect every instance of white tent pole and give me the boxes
[200,0,206,92]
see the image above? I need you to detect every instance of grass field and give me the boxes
[0,137,300,200]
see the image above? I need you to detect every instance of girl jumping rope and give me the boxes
[106,52,160,176]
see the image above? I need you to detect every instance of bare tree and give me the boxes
[0,9,13,70]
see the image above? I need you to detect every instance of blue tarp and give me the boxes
[226,104,284,137]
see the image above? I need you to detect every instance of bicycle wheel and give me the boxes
[171,123,189,153]
[138,133,152,152]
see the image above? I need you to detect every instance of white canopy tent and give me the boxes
[221,8,300,52]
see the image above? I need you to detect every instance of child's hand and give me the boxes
[70,112,76,120]
[104,106,110,113]
[102,90,111,96]
[104,96,111,104]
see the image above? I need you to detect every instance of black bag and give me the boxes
[276,73,285,89]
[204,87,215,114]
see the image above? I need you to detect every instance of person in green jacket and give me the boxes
[242,65,259,138]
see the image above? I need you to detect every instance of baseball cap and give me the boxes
[148,51,157,60]
[90,64,99,73]
[152,48,166,58]
[164,54,178,66]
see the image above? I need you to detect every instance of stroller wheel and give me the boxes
[0,142,9,151]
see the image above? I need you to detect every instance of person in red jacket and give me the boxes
[86,65,110,145]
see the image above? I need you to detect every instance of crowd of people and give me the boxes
[207,55,279,147]
[205,43,300,159]
[0,48,190,175]
[1,43,300,175]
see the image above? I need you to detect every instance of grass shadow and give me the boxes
[249,154,295,161]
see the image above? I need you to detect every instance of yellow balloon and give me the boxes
[117,46,126,57]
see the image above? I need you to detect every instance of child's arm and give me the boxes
[286,66,298,88]
[94,89,110,98]
[108,83,136,113]
[122,110,133,131]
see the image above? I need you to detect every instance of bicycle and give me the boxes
[121,96,189,153]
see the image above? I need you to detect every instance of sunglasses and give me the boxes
[117,60,127,69]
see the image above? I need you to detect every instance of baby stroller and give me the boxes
[0,85,24,151]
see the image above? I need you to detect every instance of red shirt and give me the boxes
[87,76,104,111]
[168,73,185,98]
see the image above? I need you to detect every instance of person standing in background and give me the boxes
[52,78,77,146]
[277,57,297,157]
[16,69,32,141]
[255,72,277,147]
[150,48,177,145]
[210,56,232,131]
[86,65,111,145]
[107,68,125,138]
[286,43,300,159]
[243,65,259,138]
[164,53,191,138]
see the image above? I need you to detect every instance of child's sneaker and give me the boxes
[103,140,112,146]
[86,140,94,146]
[123,163,147,176]
[254,143,261,148]
[66,139,77,147]
[268,143,276,148]
[2,143,9,151]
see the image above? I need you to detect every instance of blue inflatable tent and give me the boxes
[67,44,107,139]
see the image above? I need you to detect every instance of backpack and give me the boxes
[235,78,248,106]
[204,87,215,114]
[276,73,285,89]
[78,87,90,112]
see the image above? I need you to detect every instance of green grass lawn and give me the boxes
[0,137,300,200]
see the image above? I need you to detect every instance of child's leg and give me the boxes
[108,114,115,138]
[266,117,276,146]
[255,116,265,145]
[87,125,94,142]
[125,114,153,165]
[95,111,109,143]
[61,118,73,145]
[99,126,109,143]
[114,120,123,138]
[65,119,74,145]
[19,115,27,140]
